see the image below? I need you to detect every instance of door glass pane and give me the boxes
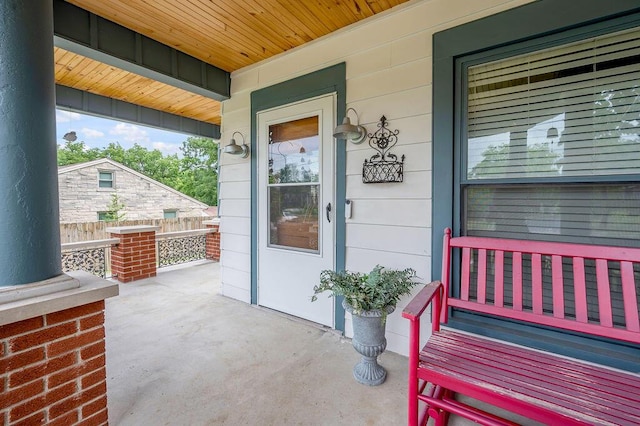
[267,115,321,252]
[269,116,320,184]
[268,185,319,251]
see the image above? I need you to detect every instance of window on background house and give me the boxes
[98,171,114,189]
[97,212,109,221]
[163,210,178,219]
[459,26,640,329]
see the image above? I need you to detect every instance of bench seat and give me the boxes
[419,328,640,426]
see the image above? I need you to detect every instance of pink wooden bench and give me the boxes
[403,228,640,425]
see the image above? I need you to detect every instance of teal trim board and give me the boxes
[250,63,347,333]
[432,0,640,369]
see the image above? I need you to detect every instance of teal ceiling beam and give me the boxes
[56,85,221,140]
[52,0,230,101]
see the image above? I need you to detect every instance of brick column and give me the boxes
[107,226,159,283]
[203,219,220,262]
[0,272,118,425]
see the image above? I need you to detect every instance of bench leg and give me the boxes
[429,385,448,426]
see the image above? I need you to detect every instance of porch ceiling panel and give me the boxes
[55,47,221,125]
[66,0,410,72]
[55,0,409,128]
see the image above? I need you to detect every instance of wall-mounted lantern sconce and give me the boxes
[333,107,367,144]
[224,131,250,158]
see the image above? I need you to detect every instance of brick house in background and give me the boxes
[58,158,209,222]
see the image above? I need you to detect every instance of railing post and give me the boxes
[107,225,160,283]
[203,219,221,262]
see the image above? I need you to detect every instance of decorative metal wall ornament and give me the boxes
[362,116,404,183]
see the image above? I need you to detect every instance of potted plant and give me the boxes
[311,265,418,386]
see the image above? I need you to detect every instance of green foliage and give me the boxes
[311,265,418,316]
[57,136,218,205]
[57,140,101,166]
[103,193,126,222]
[177,137,219,206]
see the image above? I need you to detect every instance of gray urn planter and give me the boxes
[344,300,394,386]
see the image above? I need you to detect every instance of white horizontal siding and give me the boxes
[219,0,536,356]
[346,223,430,256]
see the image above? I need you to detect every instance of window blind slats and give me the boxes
[467,29,640,179]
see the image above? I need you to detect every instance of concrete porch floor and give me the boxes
[105,260,536,425]
[105,260,409,425]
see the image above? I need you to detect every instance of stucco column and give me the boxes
[0,0,62,286]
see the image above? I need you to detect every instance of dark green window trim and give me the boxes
[432,0,640,371]
[250,63,347,332]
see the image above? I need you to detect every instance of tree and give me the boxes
[57,140,101,166]
[178,137,219,206]
[103,193,126,222]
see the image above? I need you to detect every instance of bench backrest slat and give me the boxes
[532,253,543,315]
[461,247,471,301]
[573,257,588,324]
[477,249,487,304]
[441,228,640,344]
[495,250,504,308]
[621,261,640,332]
[596,259,614,328]
[552,255,564,319]
[513,252,523,311]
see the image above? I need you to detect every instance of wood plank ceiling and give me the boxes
[58,0,411,127]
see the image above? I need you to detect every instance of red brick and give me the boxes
[10,410,45,426]
[0,342,5,357]
[77,408,107,426]
[0,318,44,340]
[9,395,46,422]
[49,395,81,420]
[80,341,105,361]
[46,303,104,326]
[0,348,45,374]
[46,410,79,426]
[79,313,104,332]
[81,395,106,419]
[0,380,44,407]
[0,411,5,426]
[9,353,76,388]
[80,381,106,405]
[9,323,76,353]
[81,368,105,390]
[47,328,105,357]
[46,381,77,405]
[48,355,105,389]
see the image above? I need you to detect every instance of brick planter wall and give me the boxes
[0,301,108,426]
[108,226,159,283]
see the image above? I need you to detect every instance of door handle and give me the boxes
[326,202,332,223]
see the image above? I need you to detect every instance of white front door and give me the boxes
[257,94,335,327]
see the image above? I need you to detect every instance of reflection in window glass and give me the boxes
[268,186,319,252]
[467,26,640,181]
[269,116,320,184]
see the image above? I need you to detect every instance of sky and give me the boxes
[55,109,192,157]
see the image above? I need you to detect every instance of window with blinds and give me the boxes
[464,26,640,247]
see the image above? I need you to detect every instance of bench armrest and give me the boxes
[402,280,443,322]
